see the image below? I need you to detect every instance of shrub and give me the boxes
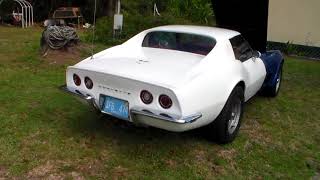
[85,14,194,45]
[168,0,214,25]
[84,0,215,45]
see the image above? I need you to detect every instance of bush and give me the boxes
[168,0,214,25]
[85,14,194,45]
[84,0,215,45]
[84,16,121,45]
[121,13,193,38]
[122,0,171,16]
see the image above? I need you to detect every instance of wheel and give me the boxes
[264,65,283,97]
[206,86,244,144]
[271,67,282,97]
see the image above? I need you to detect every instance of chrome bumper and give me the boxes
[60,85,201,124]
[130,110,201,124]
[59,85,100,112]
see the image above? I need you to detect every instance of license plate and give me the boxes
[101,96,129,120]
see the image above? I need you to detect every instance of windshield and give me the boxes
[142,31,216,55]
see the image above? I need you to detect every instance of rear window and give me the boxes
[142,31,216,55]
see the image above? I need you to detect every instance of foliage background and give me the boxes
[0,0,214,23]
[87,0,215,44]
[1,0,214,44]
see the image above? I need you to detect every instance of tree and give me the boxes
[106,0,116,17]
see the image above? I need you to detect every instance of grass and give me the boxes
[0,26,319,179]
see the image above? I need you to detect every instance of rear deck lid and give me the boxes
[73,47,205,88]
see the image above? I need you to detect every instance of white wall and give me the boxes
[268,0,320,47]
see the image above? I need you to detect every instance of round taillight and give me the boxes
[159,95,172,109]
[84,77,93,89]
[73,74,81,86]
[140,90,153,104]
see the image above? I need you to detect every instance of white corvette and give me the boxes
[61,25,284,143]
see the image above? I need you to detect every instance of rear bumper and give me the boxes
[60,85,202,128]
[59,85,100,112]
[130,110,201,124]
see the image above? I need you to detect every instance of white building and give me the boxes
[268,0,320,48]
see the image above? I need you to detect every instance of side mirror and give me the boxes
[253,50,261,58]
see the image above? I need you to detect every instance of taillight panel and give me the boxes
[140,90,153,104]
[84,77,93,89]
[159,94,173,109]
[73,74,81,86]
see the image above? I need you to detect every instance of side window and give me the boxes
[230,35,253,62]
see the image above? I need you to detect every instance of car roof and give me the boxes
[148,25,240,41]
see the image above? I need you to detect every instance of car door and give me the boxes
[230,35,266,100]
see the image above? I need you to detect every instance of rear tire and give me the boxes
[206,86,244,144]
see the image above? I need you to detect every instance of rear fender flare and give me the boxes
[261,50,284,88]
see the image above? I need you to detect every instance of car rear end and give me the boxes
[63,67,202,132]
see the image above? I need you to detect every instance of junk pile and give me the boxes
[40,25,79,55]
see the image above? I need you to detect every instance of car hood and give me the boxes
[73,47,205,88]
